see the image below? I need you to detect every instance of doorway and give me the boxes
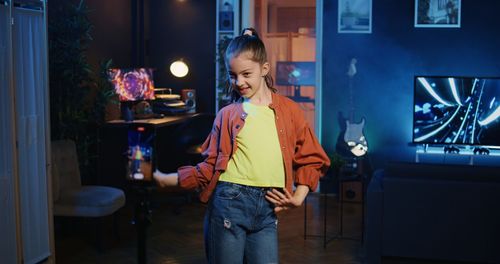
[247,0,322,138]
[215,0,323,139]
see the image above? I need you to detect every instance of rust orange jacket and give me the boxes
[177,92,330,203]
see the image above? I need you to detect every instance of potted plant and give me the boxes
[48,0,113,183]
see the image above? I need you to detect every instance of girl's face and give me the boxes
[227,52,270,99]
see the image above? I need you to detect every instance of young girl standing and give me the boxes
[154,28,330,263]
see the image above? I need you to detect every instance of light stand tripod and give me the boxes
[125,124,157,263]
[130,183,153,264]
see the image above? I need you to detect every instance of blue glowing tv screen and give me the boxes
[412,76,500,146]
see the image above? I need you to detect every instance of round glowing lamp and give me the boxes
[170,60,189,78]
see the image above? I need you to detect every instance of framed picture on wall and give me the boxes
[338,0,372,34]
[415,0,461,28]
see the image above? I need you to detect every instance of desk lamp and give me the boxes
[170,59,189,78]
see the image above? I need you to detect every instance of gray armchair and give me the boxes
[51,139,126,249]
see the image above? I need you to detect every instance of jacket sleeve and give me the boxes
[177,114,221,191]
[293,118,331,192]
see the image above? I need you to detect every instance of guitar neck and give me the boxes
[349,76,355,122]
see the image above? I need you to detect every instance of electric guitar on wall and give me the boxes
[340,58,368,157]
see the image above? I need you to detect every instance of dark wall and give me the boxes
[149,0,216,113]
[86,0,132,70]
[322,0,500,169]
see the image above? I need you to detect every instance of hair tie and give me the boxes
[243,29,253,36]
[241,27,259,38]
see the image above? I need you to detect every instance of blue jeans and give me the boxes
[205,181,279,264]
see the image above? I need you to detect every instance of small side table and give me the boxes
[337,157,367,243]
[303,156,370,248]
[303,176,332,247]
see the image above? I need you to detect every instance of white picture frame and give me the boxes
[415,0,461,28]
[338,0,372,34]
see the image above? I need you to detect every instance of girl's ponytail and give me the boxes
[224,28,276,102]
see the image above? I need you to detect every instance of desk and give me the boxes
[99,115,199,189]
[106,115,196,127]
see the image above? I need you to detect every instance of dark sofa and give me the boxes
[365,162,500,264]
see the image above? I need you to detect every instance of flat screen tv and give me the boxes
[413,76,500,146]
[275,61,315,86]
[108,68,155,102]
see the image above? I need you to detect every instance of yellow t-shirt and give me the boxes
[219,101,285,188]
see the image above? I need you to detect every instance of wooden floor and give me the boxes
[55,192,367,263]
[54,192,470,264]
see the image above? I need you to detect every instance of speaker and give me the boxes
[219,11,233,31]
[341,181,362,202]
[181,89,196,114]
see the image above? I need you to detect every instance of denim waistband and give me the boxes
[217,181,274,196]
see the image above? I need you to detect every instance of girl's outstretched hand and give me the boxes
[265,185,309,213]
[153,169,179,188]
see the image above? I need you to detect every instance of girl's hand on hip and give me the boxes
[265,187,305,213]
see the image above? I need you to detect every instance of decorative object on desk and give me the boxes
[170,59,189,78]
[337,58,368,157]
[413,76,500,146]
[152,88,189,115]
[275,61,315,103]
[415,0,461,28]
[134,101,155,119]
[154,88,180,100]
[338,0,372,33]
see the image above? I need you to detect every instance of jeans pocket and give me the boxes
[215,183,242,200]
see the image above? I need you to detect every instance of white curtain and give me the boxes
[0,3,19,264]
[13,7,50,264]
